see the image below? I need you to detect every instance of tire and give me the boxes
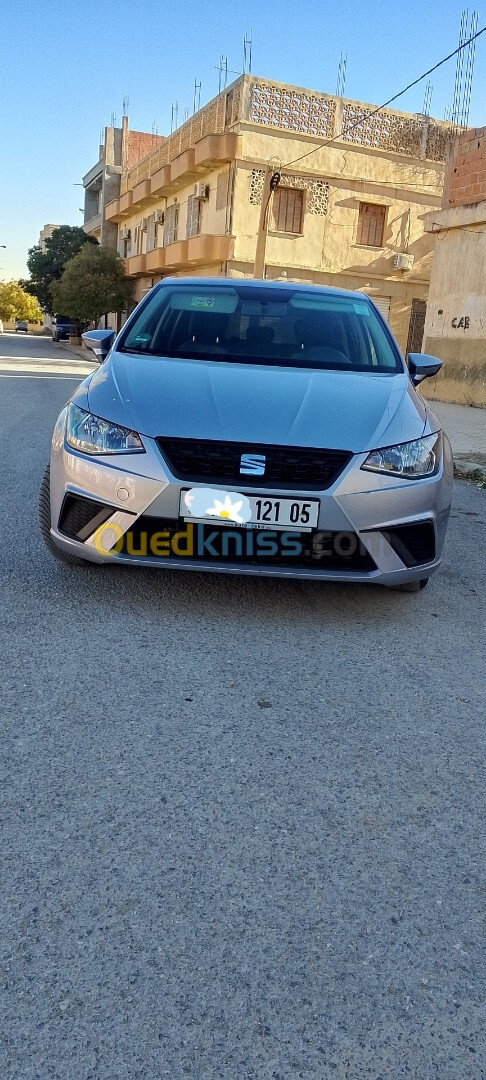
[38,464,87,566]
[392,578,430,593]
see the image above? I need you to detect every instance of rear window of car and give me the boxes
[119,284,402,373]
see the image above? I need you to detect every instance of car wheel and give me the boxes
[38,464,88,567]
[391,578,430,593]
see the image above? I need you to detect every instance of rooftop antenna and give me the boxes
[193,78,202,114]
[170,102,179,133]
[183,106,189,123]
[336,51,347,97]
[111,112,118,127]
[422,81,433,117]
[243,29,253,74]
[122,95,129,117]
[215,55,240,94]
[216,55,228,93]
[151,119,158,134]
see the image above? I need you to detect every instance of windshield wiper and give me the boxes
[119,347,159,355]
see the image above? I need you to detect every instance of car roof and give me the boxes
[157,277,370,304]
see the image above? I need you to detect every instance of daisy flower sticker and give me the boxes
[206,494,249,523]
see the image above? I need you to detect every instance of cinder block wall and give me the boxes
[445,126,486,207]
[126,131,165,170]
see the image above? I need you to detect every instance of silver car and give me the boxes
[39,279,452,592]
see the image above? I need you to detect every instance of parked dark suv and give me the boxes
[15,319,29,333]
[52,316,77,342]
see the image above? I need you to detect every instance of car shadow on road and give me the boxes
[32,555,439,629]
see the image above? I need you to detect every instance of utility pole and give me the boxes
[253,168,281,279]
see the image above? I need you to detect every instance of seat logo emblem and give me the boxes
[240,453,266,476]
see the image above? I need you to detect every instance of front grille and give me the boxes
[385,521,436,567]
[58,495,114,541]
[156,438,352,490]
[119,517,376,573]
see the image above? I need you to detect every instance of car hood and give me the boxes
[87,352,427,453]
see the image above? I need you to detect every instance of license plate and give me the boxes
[180,488,319,532]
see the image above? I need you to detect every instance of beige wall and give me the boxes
[230,130,443,353]
[422,214,486,406]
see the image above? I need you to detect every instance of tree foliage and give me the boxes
[25,225,98,313]
[51,245,132,327]
[0,281,43,322]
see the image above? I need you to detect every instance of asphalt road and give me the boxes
[1,332,485,1080]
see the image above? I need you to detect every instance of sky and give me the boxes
[0,0,485,280]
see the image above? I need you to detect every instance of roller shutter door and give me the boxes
[370,296,391,322]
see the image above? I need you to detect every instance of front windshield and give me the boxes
[119,284,402,373]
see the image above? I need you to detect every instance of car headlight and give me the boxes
[362,432,441,479]
[66,403,145,455]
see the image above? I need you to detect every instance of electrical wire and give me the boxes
[277,24,486,175]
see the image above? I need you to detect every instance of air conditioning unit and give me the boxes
[140,217,148,230]
[119,227,131,241]
[154,209,165,224]
[393,252,414,271]
[194,182,209,200]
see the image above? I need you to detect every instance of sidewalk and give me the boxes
[58,341,92,362]
[431,401,486,483]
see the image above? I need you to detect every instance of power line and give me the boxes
[280,23,486,173]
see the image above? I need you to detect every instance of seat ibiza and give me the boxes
[40,279,452,592]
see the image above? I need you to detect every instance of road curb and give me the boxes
[57,341,93,362]
[453,457,486,487]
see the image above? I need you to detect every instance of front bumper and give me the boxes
[48,412,453,585]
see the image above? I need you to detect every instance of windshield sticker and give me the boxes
[191,296,215,309]
[133,333,152,343]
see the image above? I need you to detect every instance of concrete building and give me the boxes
[39,224,58,251]
[104,75,452,352]
[422,125,486,406]
[82,117,165,249]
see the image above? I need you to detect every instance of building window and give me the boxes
[186,195,202,238]
[138,220,147,254]
[164,203,179,246]
[272,187,304,234]
[356,203,386,247]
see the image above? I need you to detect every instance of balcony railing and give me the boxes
[83,213,102,235]
[125,234,234,276]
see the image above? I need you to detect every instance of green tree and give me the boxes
[25,225,98,313]
[0,281,43,322]
[51,245,131,328]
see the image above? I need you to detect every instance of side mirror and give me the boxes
[82,329,115,362]
[408,352,443,386]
